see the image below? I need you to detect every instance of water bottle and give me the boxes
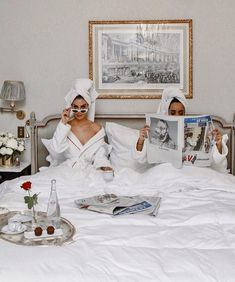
[47,179,61,228]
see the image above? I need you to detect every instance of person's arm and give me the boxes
[51,109,72,153]
[130,125,149,164]
[93,142,113,170]
[136,125,150,151]
[211,133,228,173]
[213,128,223,154]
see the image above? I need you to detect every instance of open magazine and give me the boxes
[74,194,161,217]
[146,114,214,168]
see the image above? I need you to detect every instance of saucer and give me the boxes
[1,224,27,235]
[10,214,32,223]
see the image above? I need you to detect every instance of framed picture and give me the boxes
[89,20,192,99]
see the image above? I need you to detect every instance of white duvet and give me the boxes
[1,163,235,282]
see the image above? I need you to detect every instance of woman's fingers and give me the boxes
[61,108,71,124]
[213,128,222,142]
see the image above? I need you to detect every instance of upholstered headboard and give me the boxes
[27,112,235,175]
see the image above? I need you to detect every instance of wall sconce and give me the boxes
[0,80,26,120]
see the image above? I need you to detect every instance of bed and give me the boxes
[0,112,235,282]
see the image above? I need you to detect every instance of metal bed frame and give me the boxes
[27,112,235,175]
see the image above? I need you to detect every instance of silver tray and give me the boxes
[0,211,76,246]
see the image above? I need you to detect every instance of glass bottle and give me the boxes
[47,179,61,228]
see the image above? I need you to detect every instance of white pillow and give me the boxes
[41,138,66,167]
[105,122,150,172]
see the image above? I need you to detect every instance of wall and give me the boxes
[0,0,235,137]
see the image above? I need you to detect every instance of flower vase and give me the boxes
[31,207,38,229]
[0,155,14,168]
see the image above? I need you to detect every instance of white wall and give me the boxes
[0,0,235,136]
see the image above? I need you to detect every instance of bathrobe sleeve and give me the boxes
[131,138,148,164]
[51,121,71,153]
[210,134,228,173]
[93,143,112,169]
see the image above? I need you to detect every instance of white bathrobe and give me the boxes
[51,121,112,170]
[132,135,228,173]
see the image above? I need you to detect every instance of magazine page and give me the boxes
[113,196,161,217]
[183,115,213,167]
[75,194,119,207]
[75,195,161,216]
[146,114,184,168]
[86,196,139,215]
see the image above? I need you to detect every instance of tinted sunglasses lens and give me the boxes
[71,108,88,113]
[72,109,79,113]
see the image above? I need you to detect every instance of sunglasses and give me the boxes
[71,108,88,114]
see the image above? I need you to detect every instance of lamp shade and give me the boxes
[0,80,25,101]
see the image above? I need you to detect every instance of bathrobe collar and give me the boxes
[68,127,105,153]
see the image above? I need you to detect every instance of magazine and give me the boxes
[74,194,161,217]
[146,114,214,168]
[183,115,214,166]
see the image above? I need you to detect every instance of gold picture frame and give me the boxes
[89,19,192,99]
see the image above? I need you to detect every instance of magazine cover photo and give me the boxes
[146,114,184,168]
[183,115,214,166]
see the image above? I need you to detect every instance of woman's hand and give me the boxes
[61,108,72,125]
[213,128,222,154]
[136,125,149,151]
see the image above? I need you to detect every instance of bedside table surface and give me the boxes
[0,162,31,173]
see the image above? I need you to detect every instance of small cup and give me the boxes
[103,170,114,182]
[8,218,23,232]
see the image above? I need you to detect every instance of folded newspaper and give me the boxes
[75,194,161,217]
[146,114,214,168]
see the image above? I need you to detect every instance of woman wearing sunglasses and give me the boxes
[50,78,112,172]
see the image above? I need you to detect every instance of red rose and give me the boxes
[21,181,32,190]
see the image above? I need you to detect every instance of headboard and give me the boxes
[27,112,235,175]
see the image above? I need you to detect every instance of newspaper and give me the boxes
[146,114,214,168]
[74,194,161,217]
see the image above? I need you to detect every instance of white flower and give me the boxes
[5,148,13,155]
[0,131,25,156]
[17,145,24,152]
[6,139,18,150]
[0,147,12,155]
[7,133,13,138]
[0,147,7,155]
[1,137,8,145]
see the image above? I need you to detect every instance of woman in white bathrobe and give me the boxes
[51,79,112,171]
[132,87,228,173]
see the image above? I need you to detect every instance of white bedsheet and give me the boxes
[1,163,235,282]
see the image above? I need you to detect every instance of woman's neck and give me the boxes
[71,117,92,127]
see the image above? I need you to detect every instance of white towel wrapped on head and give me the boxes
[64,78,99,121]
[157,87,187,115]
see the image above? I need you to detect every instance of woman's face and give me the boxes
[168,102,185,116]
[71,98,89,120]
[155,120,168,140]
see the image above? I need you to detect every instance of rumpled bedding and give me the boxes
[0,163,235,282]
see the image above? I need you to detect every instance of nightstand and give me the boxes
[0,162,31,184]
